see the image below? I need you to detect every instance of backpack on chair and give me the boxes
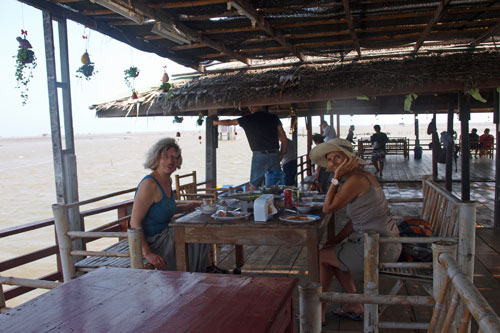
[397,218,434,262]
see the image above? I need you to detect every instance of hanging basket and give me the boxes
[14,34,37,106]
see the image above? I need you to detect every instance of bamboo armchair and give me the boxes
[362,175,476,330]
[52,203,145,282]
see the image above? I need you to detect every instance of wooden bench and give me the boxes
[357,137,410,160]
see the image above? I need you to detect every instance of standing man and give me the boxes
[281,137,297,186]
[321,120,337,142]
[213,106,287,188]
[370,124,389,177]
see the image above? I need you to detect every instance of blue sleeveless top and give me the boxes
[136,175,177,237]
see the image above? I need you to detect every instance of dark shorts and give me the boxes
[371,149,385,161]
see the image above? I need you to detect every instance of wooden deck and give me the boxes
[212,153,498,332]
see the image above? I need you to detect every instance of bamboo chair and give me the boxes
[362,175,476,330]
[52,203,146,282]
[175,171,219,203]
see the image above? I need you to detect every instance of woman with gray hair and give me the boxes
[130,138,210,272]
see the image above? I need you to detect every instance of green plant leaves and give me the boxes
[468,89,487,103]
[356,95,370,101]
[404,93,418,112]
[14,47,37,106]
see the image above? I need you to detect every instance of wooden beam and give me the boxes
[149,0,227,9]
[469,21,500,48]
[343,0,361,57]
[114,0,250,66]
[414,0,452,53]
[231,0,305,61]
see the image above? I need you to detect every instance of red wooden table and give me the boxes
[171,210,334,282]
[0,267,298,333]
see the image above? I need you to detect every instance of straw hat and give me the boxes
[310,138,367,168]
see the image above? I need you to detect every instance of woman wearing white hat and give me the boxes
[310,138,401,322]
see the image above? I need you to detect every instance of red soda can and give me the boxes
[284,189,293,208]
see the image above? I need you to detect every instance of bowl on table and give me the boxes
[294,203,313,214]
[197,204,218,214]
[301,191,318,198]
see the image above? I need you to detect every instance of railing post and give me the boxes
[457,202,476,331]
[52,204,76,282]
[431,241,457,332]
[127,228,144,269]
[0,278,5,312]
[299,282,322,333]
[364,231,379,333]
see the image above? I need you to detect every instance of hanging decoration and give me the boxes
[160,66,171,93]
[198,135,202,144]
[196,112,204,126]
[124,65,140,98]
[176,131,181,138]
[173,116,184,123]
[468,89,487,103]
[234,126,237,136]
[15,29,37,105]
[76,31,96,80]
[289,105,297,134]
[404,93,418,112]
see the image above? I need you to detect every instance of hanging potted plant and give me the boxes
[14,30,37,105]
[124,66,140,89]
[76,51,97,80]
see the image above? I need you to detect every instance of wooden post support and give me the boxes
[458,93,471,201]
[445,94,455,192]
[127,228,143,269]
[431,241,457,332]
[299,282,322,333]
[494,87,500,228]
[0,278,5,311]
[52,203,76,282]
[364,231,379,333]
[306,115,312,176]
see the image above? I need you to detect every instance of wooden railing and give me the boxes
[0,188,137,307]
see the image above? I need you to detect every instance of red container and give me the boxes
[283,189,293,208]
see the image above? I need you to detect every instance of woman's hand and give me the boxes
[177,201,201,213]
[334,157,358,180]
[145,252,166,270]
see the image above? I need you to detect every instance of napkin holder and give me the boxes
[253,194,277,222]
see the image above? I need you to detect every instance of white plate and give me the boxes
[211,212,251,220]
[195,206,217,214]
[279,214,320,223]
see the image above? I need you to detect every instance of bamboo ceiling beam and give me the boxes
[343,0,361,57]
[469,21,500,48]
[149,0,227,9]
[179,11,239,21]
[231,0,305,61]
[82,9,115,15]
[414,0,452,53]
[101,0,250,66]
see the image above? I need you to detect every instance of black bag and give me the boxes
[397,218,434,262]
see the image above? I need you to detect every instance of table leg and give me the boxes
[174,227,189,271]
[234,245,245,274]
[306,230,320,282]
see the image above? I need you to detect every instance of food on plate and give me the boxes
[214,210,245,218]
[286,215,311,221]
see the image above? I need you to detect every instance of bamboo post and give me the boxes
[52,203,76,282]
[299,282,322,333]
[442,290,460,332]
[364,231,379,333]
[458,309,472,333]
[457,201,476,332]
[127,228,143,269]
[431,241,457,332]
[0,278,5,311]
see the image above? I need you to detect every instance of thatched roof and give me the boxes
[92,50,500,118]
[21,0,500,72]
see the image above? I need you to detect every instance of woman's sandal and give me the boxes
[332,308,363,321]
[205,265,228,274]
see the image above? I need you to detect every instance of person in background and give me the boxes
[469,128,479,159]
[321,120,337,142]
[311,133,333,193]
[309,138,401,323]
[213,106,287,189]
[346,125,355,143]
[479,128,494,158]
[370,124,389,177]
[281,137,297,186]
[130,138,222,273]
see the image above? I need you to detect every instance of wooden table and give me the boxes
[171,210,334,282]
[0,267,298,333]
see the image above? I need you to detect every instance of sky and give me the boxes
[0,0,494,138]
